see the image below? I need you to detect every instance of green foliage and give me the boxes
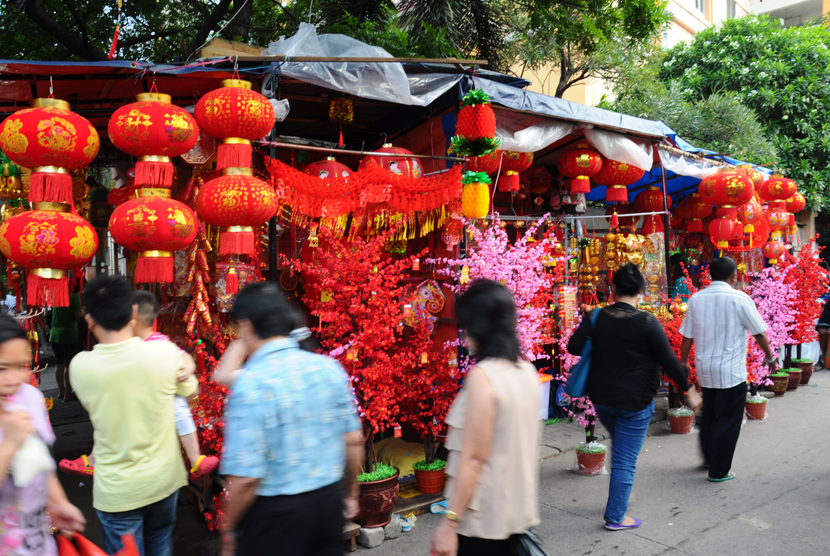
[771,371,791,377]
[668,407,694,417]
[746,396,768,404]
[412,458,447,471]
[356,462,398,482]
[659,14,830,210]
[576,442,607,454]
[791,358,813,363]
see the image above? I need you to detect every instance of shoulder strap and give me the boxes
[589,308,601,329]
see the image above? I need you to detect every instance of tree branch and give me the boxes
[64,0,90,45]
[19,0,107,61]
[118,28,187,49]
[184,0,234,59]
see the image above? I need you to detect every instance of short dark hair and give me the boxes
[456,279,520,362]
[710,257,737,282]
[613,263,646,297]
[133,290,160,327]
[83,275,134,332]
[0,313,28,346]
[231,282,298,339]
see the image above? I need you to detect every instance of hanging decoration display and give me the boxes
[194,79,276,169]
[605,202,639,229]
[496,151,533,192]
[181,128,217,166]
[0,203,97,306]
[450,90,500,157]
[358,144,423,179]
[676,193,712,233]
[108,93,198,187]
[0,98,99,204]
[461,171,491,219]
[762,240,787,264]
[591,156,645,203]
[557,142,602,194]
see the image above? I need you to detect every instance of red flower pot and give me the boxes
[576,449,606,475]
[794,361,814,384]
[669,413,695,434]
[414,468,446,494]
[785,369,802,391]
[356,468,400,528]
[745,400,767,420]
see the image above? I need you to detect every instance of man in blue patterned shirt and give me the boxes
[218,283,363,556]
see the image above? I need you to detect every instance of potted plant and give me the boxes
[792,357,814,384]
[668,406,695,434]
[571,399,607,475]
[745,395,768,420]
[746,357,772,421]
[412,458,447,494]
[355,463,400,528]
[768,371,790,397]
[784,367,802,391]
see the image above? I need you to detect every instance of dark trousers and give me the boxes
[236,482,344,556]
[458,534,521,556]
[699,382,747,479]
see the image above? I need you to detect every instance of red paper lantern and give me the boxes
[737,165,765,188]
[358,144,423,178]
[699,169,755,208]
[494,151,534,192]
[108,93,198,188]
[466,150,502,174]
[592,156,646,203]
[709,216,740,249]
[634,186,672,214]
[451,90,499,157]
[737,199,764,238]
[109,190,198,283]
[194,79,276,169]
[758,174,797,202]
[641,214,664,235]
[677,193,712,232]
[303,157,353,180]
[0,98,99,204]
[762,240,787,264]
[787,213,798,237]
[524,166,553,195]
[786,192,806,214]
[195,168,278,256]
[558,143,602,194]
[0,204,97,306]
[767,205,789,238]
[749,217,770,247]
[605,203,640,228]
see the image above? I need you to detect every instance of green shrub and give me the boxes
[413,459,447,472]
[357,462,397,483]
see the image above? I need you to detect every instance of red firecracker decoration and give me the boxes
[0,98,99,204]
[108,92,198,187]
[786,192,806,214]
[558,142,603,194]
[677,193,712,233]
[109,190,198,283]
[451,89,500,157]
[195,168,278,256]
[699,168,755,208]
[592,156,645,203]
[496,151,533,192]
[0,203,97,306]
[758,174,797,202]
[358,144,423,178]
[194,79,276,169]
[303,157,352,180]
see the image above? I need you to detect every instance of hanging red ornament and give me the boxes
[496,151,533,192]
[451,89,500,157]
[0,98,99,204]
[767,204,789,239]
[699,168,755,208]
[194,79,276,169]
[641,215,664,235]
[592,156,645,203]
[709,216,740,249]
[786,192,806,214]
[303,157,353,180]
[677,193,712,233]
[466,150,503,175]
[757,174,797,202]
[605,202,640,228]
[108,92,198,187]
[762,240,787,264]
[557,142,603,194]
[225,260,239,295]
[737,164,765,189]
[358,144,423,178]
[634,186,672,213]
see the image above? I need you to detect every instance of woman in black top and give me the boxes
[567,263,702,531]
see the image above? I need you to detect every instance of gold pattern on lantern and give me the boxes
[70,226,96,259]
[0,120,27,154]
[37,117,77,153]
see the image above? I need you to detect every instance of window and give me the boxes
[662,25,670,48]
[695,0,706,14]
[727,0,737,18]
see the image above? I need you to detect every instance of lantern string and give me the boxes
[48,76,54,99]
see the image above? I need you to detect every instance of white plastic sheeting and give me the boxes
[584,128,653,171]
[658,147,722,180]
[262,23,462,106]
[496,120,573,153]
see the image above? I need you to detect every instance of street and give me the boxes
[366,371,830,556]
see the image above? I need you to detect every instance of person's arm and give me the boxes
[46,472,86,533]
[753,332,777,371]
[430,367,495,556]
[213,340,247,387]
[221,476,260,556]
[0,408,35,485]
[648,316,689,392]
[566,311,594,355]
[680,336,694,367]
[343,430,364,520]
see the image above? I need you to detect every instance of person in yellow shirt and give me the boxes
[69,276,197,556]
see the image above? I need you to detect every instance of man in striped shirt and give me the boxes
[679,257,776,482]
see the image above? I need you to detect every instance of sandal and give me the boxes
[708,472,736,482]
[59,455,94,477]
[190,455,219,475]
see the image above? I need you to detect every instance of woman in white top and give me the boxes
[430,280,542,556]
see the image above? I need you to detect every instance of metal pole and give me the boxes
[257,140,465,162]
[661,163,672,292]
[267,78,279,283]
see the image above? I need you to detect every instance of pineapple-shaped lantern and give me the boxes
[461,171,491,219]
[451,89,500,157]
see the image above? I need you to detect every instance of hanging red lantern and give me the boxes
[699,169,755,208]
[677,193,712,232]
[641,215,664,235]
[786,192,806,213]
[466,150,502,174]
[737,164,765,188]
[358,144,422,178]
[767,205,789,238]
[303,157,352,180]
[757,174,796,202]
[0,98,99,204]
[194,79,276,169]
[0,203,97,306]
[634,186,672,214]
[605,202,640,228]
[749,217,770,247]
[591,156,645,203]
[109,190,198,283]
[787,213,798,237]
[762,240,787,264]
[108,93,198,188]
[558,143,602,194]
[195,168,278,256]
[496,151,533,192]
[523,166,553,195]
[451,89,499,157]
[709,216,740,249]
[737,198,764,235]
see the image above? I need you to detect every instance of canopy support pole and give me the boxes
[661,163,672,294]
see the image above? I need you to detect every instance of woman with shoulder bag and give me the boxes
[430,280,544,556]
[567,263,702,531]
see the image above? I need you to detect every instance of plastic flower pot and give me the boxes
[356,467,400,528]
[784,368,802,391]
[768,373,790,397]
[668,408,695,434]
[745,397,767,420]
[792,359,814,384]
[576,444,607,475]
[414,468,446,494]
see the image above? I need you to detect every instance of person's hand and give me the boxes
[220,533,236,556]
[0,409,34,453]
[47,499,86,533]
[764,355,778,373]
[177,353,196,382]
[343,495,359,520]
[429,519,458,556]
[685,389,703,415]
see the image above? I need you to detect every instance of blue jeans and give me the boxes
[594,402,655,524]
[96,491,178,556]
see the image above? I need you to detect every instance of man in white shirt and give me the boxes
[679,257,776,482]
